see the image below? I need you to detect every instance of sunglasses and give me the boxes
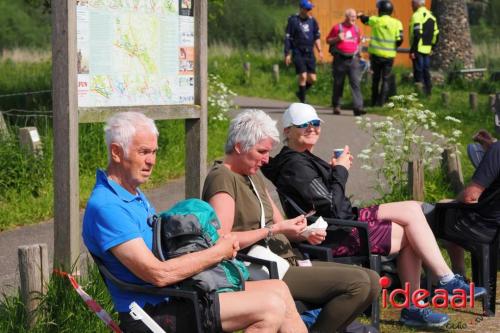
[294,120,321,129]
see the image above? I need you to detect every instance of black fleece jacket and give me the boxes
[261,146,357,220]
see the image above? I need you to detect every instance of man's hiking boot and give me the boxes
[333,107,341,115]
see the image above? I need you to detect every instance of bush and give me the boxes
[208,0,294,48]
[0,1,50,50]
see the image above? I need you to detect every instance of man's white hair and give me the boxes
[224,109,279,154]
[104,111,159,162]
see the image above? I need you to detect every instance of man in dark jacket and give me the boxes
[284,0,323,103]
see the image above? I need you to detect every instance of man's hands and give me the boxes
[215,234,240,260]
[410,52,416,60]
[285,54,292,66]
[331,145,353,170]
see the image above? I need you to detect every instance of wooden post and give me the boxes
[0,112,8,137]
[18,127,43,155]
[243,62,251,80]
[408,160,424,201]
[441,92,450,106]
[18,244,49,329]
[272,64,279,83]
[441,148,464,194]
[469,92,478,111]
[52,0,80,269]
[489,94,496,113]
[185,0,208,198]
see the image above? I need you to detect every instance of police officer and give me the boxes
[410,0,439,96]
[285,0,323,103]
[358,1,403,106]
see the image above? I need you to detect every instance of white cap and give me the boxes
[282,103,323,128]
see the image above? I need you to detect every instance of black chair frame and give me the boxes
[91,252,280,332]
[278,191,381,328]
[434,188,500,316]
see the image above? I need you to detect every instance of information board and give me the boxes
[76,0,195,107]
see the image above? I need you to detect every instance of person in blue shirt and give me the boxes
[284,0,323,103]
[82,111,307,333]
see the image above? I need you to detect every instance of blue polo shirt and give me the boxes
[82,169,163,312]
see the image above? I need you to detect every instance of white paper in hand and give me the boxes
[300,216,328,238]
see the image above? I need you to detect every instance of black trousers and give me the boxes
[370,55,394,106]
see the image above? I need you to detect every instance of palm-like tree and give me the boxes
[431,0,475,71]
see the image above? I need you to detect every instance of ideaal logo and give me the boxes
[379,276,477,309]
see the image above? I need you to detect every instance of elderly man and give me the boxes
[284,0,323,104]
[326,8,366,116]
[82,112,307,333]
[410,0,439,96]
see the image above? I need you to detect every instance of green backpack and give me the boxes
[151,198,249,293]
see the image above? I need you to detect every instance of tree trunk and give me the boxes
[431,0,475,71]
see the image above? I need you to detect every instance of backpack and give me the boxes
[150,198,249,294]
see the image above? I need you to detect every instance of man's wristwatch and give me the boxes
[264,225,274,242]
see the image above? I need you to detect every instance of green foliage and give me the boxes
[356,94,462,198]
[0,1,51,50]
[0,58,231,230]
[0,264,115,332]
[208,0,294,48]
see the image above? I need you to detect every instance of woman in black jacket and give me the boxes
[262,102,486,328]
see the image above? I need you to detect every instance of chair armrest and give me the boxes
[321,217,371,257]
[297,243,333,261]
[236,253,279,279]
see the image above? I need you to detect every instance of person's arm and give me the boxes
[314,38,323,62]
[284,16,294,65]
[396,29,403,48]
[276,152,353,220]
[111,234,238,287]
[326,24,339,45]
[209,191,306,249]
[457,182,485,204]
[313,18,323,61]
[358,13,370,25]
[458,142,500,203]
[410,20,420,58]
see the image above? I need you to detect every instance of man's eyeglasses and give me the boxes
[294,120,321,129]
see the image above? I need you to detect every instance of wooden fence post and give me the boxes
[272,64,280,83]
[441,148,464,194]
[441,92,450,106]
[469,92,478,111]
[0,112,8,137]
[408,160,424,201]
[489,94,496,112]
[19,127,43,156]
[243,62,251,80]
[18,244,49,329]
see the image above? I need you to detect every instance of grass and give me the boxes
[0,263,116,333]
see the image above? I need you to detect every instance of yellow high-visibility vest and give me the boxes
[367,15,403,59]
[410,6,439,55]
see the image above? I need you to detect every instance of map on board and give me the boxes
[77,0,195,107]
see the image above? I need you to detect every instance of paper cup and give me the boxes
[333,148,344,158]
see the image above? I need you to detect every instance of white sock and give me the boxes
[439,273,455,284]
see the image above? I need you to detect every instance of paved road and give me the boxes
[0,96,381,295]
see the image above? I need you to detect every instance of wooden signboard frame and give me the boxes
[52,0,207,268]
